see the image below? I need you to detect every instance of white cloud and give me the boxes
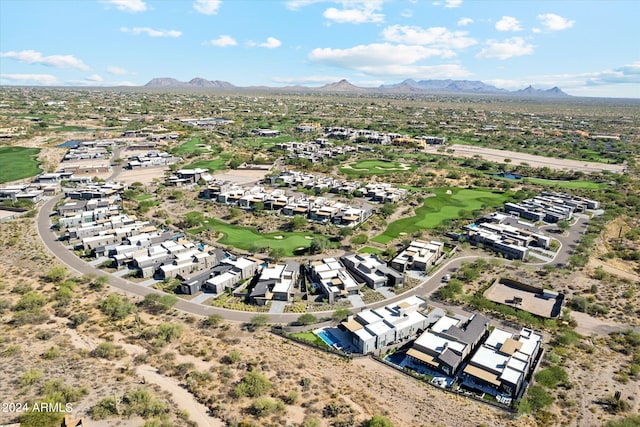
[208,35,237,47]
[0,50,89,70]
[0,73,59,85]
[101,0,147,13]
[457,17,473,27]
[495,16,522,32]
[361,63,471,78]
[309,43,454,69]
[193,0,222,15]
[476,37,534,60]
[538,13,575,31]
[323,3,384,24]
[106,66,130,75]
[586,61,640,85]
[433,0,462,8]
[382,25,476,50]
[261,37,282,48]
[401,9,413,18]
[120,27,182,37]
[285,0,323,10]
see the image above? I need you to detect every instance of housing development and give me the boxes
[0,83,638,427]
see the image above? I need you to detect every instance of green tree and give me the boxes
[269,247,286,262]
[379,202,397,218]
[291,215,308,230]
[245,314,269,331]
[296,313,317,326]
[309,236,330,254]
[332,307,350,321]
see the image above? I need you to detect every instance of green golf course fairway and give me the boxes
[189,217,323,256]
[523,177,606,190]
[186,153,232,172]
[372,187,511,244]
[340,159,415,176]
[0,146,42,183]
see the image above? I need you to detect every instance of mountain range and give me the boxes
[144,77,570,97]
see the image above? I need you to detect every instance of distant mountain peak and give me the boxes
[515,85,570,97]
[144,77,235,89]
[142,76,570,97]
[318,79,364,92]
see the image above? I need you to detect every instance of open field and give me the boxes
[211,168,272,185]
[373,187,510,244]
[117,167,168,186]
[0,146,41,183]
[190,217,323,256]
[426,144,627,174]
[340,159,415,176]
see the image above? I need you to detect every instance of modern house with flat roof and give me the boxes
[340,253,404,289]
[390,240,444,272]
[461,327,542,398]
[407,313,490,376]
[309,257,360,304]
[250,261,300,305]
[341,296,429,354]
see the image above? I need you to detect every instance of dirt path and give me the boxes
[137,364,222,427]
[587,259,639,282]
[59,324,221,426]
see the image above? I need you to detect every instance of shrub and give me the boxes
[155,323,182,344]
[535,366,569,388]
[100,294,137,320]
[92,342,124,360]
[221,350,241,365]
[122,387,168,418]
[91,397,119,419]
[19,368,44,388]
[14,292,47,311]
[248,397,284,417]
[364,415,394,427]
[234,370,271,398]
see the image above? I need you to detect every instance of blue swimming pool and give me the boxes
[316,330,341,347]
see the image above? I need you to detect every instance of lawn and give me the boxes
[290,332,331,349]
[186,153,232,172]
[0,146,42,183]
[358,246,384,255]
[340,159,416,176]
[372,187,510,244]
[189,216,323,256]
[174,136,208,155]
[523,177,607,190]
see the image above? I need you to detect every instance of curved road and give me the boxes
[35,151,591,324]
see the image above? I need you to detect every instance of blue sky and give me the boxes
[1,0,638,97]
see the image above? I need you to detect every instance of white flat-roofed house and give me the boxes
[408,313,489,376]
[390,240,444,272]
[250,261,299,305]
[222,256,260,281]
[205,271,240,294]
[341,253,404,289]
[342,296,429,353]
[310,257,360,304]
[461,327,542,398]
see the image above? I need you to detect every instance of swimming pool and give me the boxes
[316,330,341,347]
